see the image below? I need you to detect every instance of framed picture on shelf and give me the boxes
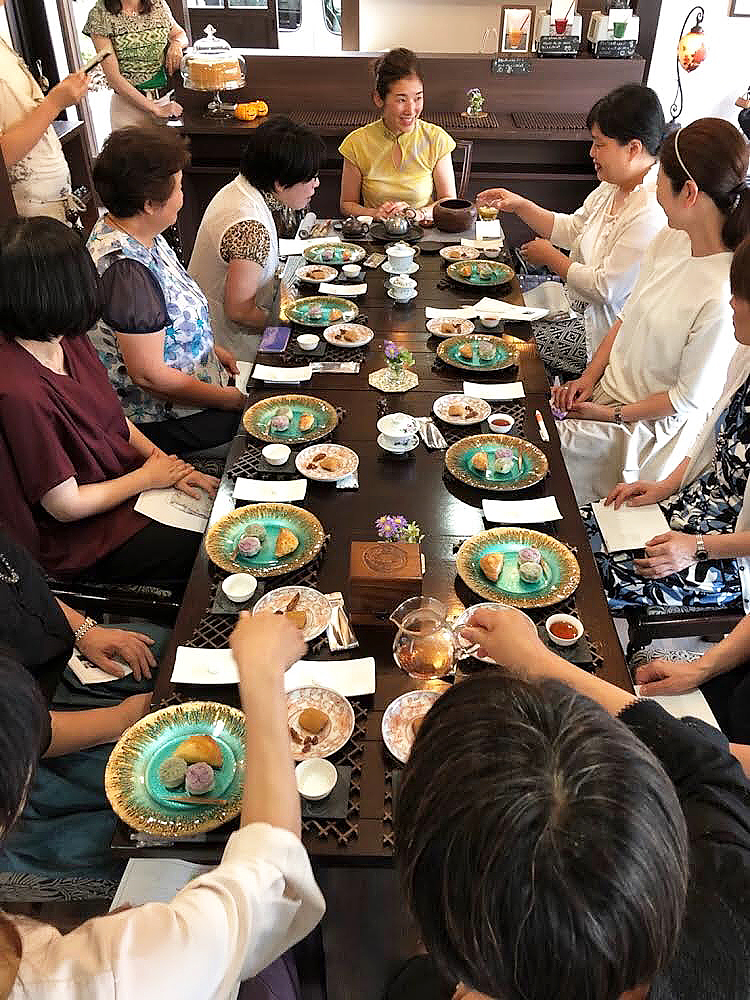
[499,5,536,54]
[730,0,750,16]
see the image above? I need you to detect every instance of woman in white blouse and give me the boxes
[477,84,666,375]
[0,613,325,1000]
[551,117,750,506]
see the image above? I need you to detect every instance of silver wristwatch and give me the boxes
[694,535,708,562]
[613,404,624,425]
[73,616,98,645]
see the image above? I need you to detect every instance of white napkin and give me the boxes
[235,360,253,394]
[251,363,312,384]
[318,282,367,296]
[425,306,476,320]
[284,657,375,697]
[172,647,238,685]
[135,487,212,533]
[336,472,359,490]
[473,296,548,322]
[591,501,670,553]
[68,650,133,685]
[635,687,720,730]
[475,220,503,240]
[278,235,341,256]
[461,237,504,250]
[482,496,562,523]
[463,380,525,400]
[233,478,307,502]
[522,281,575,319]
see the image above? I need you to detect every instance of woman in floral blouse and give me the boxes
[88,126,245,456]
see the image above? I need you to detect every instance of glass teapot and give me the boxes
[390,597,477,679]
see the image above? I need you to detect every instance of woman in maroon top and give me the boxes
[0,216,216,584]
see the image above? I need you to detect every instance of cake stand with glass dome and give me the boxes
[180,25,246,118]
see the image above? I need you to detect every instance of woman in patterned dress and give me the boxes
[84,0,186,130]
[88,126,245,456]
[584,235,750,615]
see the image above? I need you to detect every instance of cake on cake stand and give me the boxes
[180,25,246,118]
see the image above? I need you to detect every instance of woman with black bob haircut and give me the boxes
[189,115,325,355]
[478,83,667,376]
[391,607,750,1000]
[88,126,246,457]
[0,216,214,586]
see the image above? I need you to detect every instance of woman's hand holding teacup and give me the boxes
[476,187,524,214]
[460,607,542,672]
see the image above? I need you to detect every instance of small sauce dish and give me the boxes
[262,443,291,466]
[222,573,258,603]
[342,263,361,278]
[545,614,584,647]
[479,313,501,328]
[296,333,320,351]
[482,247,501,259]
[488,412,515,434]
[295,759,337,801]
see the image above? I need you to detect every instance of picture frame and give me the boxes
[729,0,750,15]
[499,5,536,54]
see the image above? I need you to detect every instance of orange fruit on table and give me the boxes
[255,100,269,116]
[234,103,258,121]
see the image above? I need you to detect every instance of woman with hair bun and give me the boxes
[551,117,750,506]
[339,48,456,224]
[478,84,667,375]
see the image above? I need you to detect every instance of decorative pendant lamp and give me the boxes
[670,6,706,123]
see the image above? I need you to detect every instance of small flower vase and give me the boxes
[386,361,404,388]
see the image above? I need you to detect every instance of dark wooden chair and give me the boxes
[624,605,743,661]
[453,140,473,200]
[48,578,181,627]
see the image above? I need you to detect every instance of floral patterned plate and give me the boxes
[432,393,491,426]
[445,433,548,491]
[205,503,325,577]
[382,690,441,764]
[323,322,374,348]
[287,686,355,761]
[456,526,580,608]
[295,443,359,482]
[295,264,338,284]
[252,586,332,643]
[243,394,338,444]
[446,258,514,287]
[426,316,475,339]
[105,701,245,836]
[439,245,481,262]
[302,242,366,265]
[286,295,358,328]
[436,334,517,372]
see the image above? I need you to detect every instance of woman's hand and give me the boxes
[230,611,307,685]
[152,99,183,119]
[415,207,433,226]
[374,201,410,220]
[550,374,595,414]
[460,607,542,671]
[77,627,156,681]
[140,450,193,489]
[176,470,219,500]
[634,531,697,578]
[165,40,184,76]
[605,479,672,510]
[567,400,614,422]
[520,238,555,268]
[49,71,89,113]
[118,693,153,731]
[214,345,239,375]
[475,187,523,214]
[634,656,710,696]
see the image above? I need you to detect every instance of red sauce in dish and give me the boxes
[491,418,512,429]
[550,621,579,640]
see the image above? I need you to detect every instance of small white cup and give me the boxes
[480,314,501,328]
[483,247,501,259]
[357,215,373,225]
[342,263,361,278]
[222,573,258,603]
[377,412,418,447]
[488,412,515,434]
[295,759,337,800]
[262,443,291,465]
[545,614,584,647]
[296,333,320,351]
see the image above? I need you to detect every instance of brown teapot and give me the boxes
[334,216,370,238]
[433,198,477,233]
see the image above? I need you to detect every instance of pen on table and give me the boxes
[535,409,550,442]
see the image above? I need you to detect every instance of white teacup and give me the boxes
[386,242,416,274]
[377,412,418,448]
[296,333,320,351]
[342,263,361,278]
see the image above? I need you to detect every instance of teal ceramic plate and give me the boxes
[285,295,358,328]
[446,258,514,287]
[436,334,517,372]
[302,242,366,265]
[445,433,548,491]
[205,502,325,577]
[105,701,245,836]
[456,527,580,608]
[243,393,338,444]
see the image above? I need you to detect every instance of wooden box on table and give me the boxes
[348,541,423,620]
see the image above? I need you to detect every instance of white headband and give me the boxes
[673,126,697,185]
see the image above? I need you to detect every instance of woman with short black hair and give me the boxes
[0,215,215,585]
[188,115,325,355]
[88,126,245,456]
[478,83,667,376]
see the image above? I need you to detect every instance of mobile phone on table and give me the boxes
[363,252,386,269]
[259,326,291,352]
[82,50,111,73]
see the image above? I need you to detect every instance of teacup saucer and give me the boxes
[378,433,419,454]
[387,288,418,304]
[382,261,419,275]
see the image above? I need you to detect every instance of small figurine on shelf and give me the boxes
[466,88,485,116]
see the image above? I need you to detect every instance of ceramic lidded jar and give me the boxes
[433,198,478,233]
[386,242,416,273]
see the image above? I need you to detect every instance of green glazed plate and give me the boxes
[456,527,580,608]
[286,295,358,328]
[243,393,338,444]
[105,701,246,836]
[436,334,517,372]
[446,258,514,287]
[445,433,548,491]
[302,241,367,265]
[205,502,325,577]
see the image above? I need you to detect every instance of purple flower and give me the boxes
[375,513,409,541]
[384,341,400,362]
